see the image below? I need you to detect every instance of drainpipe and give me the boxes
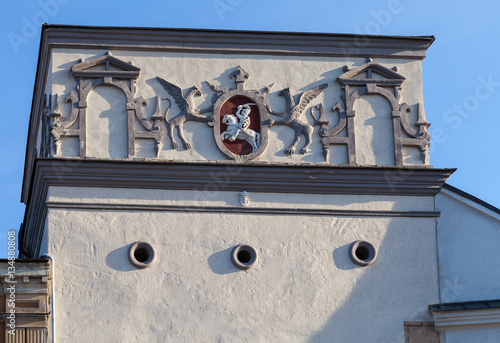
[41,254,56,343]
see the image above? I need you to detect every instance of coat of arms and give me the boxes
[221,101,260,154]
[211,66,273,162]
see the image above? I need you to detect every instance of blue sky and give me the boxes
[1,0,499,255]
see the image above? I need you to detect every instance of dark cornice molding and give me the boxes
[33,158,453,196]
[21,25,435,203]
[41,24,434,59]
[47,202,440,219]
[20,158,453,258]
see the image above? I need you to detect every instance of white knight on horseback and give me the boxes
[221,103,261,153]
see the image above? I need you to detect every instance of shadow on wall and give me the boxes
[207,246,240,275]
[308,219,439,342]
[105,244,136,272]
[332,243,358,271]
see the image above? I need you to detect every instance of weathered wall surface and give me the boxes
[46,49,427,166]
[44,186,439,342]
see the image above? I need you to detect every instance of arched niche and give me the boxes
[86,84,128,158]
[46,52,165,159]
[353,93,394,165]
[318,58,430,166]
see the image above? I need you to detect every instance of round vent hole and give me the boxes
[237,250,252,264]
[231,244,258,270]
[349,240,377,267]
[128,242,156,269]
[355,246,370,261]
[134,247,150,263]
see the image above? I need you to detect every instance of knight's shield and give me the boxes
[213,92,269,161]
[220,97,260,155]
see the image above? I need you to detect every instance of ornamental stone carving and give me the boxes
[318,58,431,166]
[46,56,431,166]
[47,52,165,159]
[156,77,214,150]
[210,66,274,162]
[266,83,328,156]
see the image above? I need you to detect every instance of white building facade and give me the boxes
[10,25,500,342]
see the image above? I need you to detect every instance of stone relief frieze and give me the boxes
[47,51,164,158]
[266,84,328,156]
[323,57,431,166]
[156,77,213,150]
[45,53,431,166]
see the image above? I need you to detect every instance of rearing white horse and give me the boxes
[221,103,261,153]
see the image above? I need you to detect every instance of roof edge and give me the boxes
[442,184,500,216]
[430,299,500,312]
[41,23,436,42]
[430,299,500,332]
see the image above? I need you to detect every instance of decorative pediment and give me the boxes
[71,51,140,79]
[337,58,405,86]
[313,57,431,166]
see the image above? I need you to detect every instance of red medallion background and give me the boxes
[220,96,261,155]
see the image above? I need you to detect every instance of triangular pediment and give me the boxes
[71,52,140,79]
[337,60,405,86]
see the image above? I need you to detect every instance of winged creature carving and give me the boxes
[267,83,328,155]
[156,76,213,150]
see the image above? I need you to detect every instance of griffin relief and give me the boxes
[266,84,328,155]
[156,77,214,150]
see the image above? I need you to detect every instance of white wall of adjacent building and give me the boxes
[436,188,500,342]
[436,189,500,303]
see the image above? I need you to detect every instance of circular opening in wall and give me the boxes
[355,246,370,261]
[231,244,258,270]
[134,247,150,263]
[129,241,156,269]
[349,240,377,267]
[237,250,252,264]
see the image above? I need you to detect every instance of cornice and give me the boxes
[432,308,500,331]
[32,158,453,197]
[19,158,453,258]
[43,24,434,59]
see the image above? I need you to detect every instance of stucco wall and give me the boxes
[436,190,500,303]
[44,186,439,342]
[47,49,425,166]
